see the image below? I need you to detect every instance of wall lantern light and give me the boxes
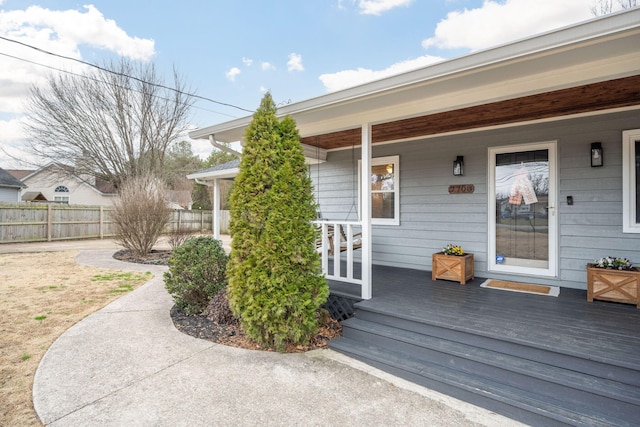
[453,156,464,176]
[591,142,603,167]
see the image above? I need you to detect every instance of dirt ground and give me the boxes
[0,251,152,427]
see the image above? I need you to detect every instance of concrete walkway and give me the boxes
[30,244,521,426]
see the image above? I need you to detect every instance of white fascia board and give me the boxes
[188,116,252,142]
[187,168,240,181]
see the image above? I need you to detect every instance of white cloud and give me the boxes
[1,5,155,60]
[319,55,444,92]
[242,57,253,66]
[259,86,268,92]
[287,53,304,72]
[0,4,155,116]
[0,117,35,168]
[225,67,241,81]
[358,0,413,15]
[0,4,155,167]
[261,61,275,71]
[422,0,595,51]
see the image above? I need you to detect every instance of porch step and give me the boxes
[330,314,640,426]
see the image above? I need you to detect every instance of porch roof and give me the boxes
[187,159,240,181]
[189,9,640,150]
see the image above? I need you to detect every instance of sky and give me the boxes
[0,0,627,168]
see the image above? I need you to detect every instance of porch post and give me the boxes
[361,123,372,299]
[213,178,220,239]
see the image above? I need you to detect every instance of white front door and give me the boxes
[488,141,557,277]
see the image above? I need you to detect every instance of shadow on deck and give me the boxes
[326,264,640,427]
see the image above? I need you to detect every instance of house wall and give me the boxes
[0,187,21,203]
[312,110,640,289]
[22,173,115,206]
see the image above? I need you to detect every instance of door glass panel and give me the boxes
[635,140,640,224]
[371,163,395,219]
[495,150,549,268]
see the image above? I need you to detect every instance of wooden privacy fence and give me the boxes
[0,204,227,244]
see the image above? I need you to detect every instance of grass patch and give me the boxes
[110,284,134,293]
[34,315,47,321]
[21,354,31,361]
[91,271,144,282]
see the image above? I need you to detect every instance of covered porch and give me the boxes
[325,264,640,426]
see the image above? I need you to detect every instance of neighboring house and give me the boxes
[0,167,26,203]
[189,10,640,298]
[16,162,117,206]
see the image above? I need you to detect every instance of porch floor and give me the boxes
[327,264,640,426]
[329,264,640,367]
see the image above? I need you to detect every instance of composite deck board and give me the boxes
[328,263,640,425]
[328,263,640,368]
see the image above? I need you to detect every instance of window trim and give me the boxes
[622,129,640,233]
[54,195,70,204]
[359,155,400,226]
[54,185,70,204]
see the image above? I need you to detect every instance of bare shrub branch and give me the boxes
[112,174,171,257]
[167,226,194,250]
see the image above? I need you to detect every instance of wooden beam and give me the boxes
[300,75,640,149]
[301,127,361,150]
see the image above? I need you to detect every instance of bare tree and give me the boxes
[591,0,638,15]
[23,58,194,188]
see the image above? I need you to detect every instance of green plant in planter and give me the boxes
[593,256,633,270]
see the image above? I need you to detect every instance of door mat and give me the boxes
[480,279,560,297]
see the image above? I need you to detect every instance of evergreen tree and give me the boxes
[227,93,328,350]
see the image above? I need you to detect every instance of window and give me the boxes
[360,156,400,225]
[54,185,70,204]
[623,129,640,233]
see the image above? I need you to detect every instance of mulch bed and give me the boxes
[113,249,172,265]
[171,304,342,353]
[112,248,342,352]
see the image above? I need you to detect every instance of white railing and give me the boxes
[314,220,363,286]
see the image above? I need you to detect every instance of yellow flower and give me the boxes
[443,244,463,256]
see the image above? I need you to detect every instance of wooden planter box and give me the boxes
[587,264,640,308]
[432,253,474,285]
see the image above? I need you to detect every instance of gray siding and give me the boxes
[0,188,20,203]
[312,110,640,290]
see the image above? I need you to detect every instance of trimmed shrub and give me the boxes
[164,236,228,315]
[227,93,328,351]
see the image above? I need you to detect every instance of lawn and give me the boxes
[0,251,151,426]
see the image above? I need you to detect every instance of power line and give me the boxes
[0,51,240,119]
[0,35,255,114]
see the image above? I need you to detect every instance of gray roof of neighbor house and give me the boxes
[0,167,27,189]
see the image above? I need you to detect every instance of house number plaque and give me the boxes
[448,184,475,194]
